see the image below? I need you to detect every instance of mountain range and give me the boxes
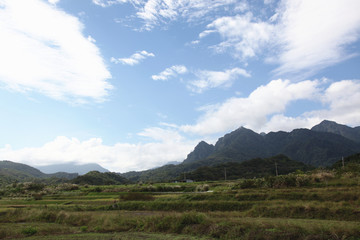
[122,120,360,182]
[1,120,359,184]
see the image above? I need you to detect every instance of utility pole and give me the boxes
[224,167,227,181]
[275,161,278,176]
[342,156,345,169]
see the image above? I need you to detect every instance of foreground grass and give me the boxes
[1,210,360,239]
[14,232,209,240]
[1,173,360,239]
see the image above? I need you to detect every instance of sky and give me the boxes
[0,0,360,173]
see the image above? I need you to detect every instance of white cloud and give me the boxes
[152,65,188,81]
[274,0,360,75]
[0,0,112,103]
[201,13,274,59]
[87,35,96,43]
[0,132,197,173]
[48,0,60,5]
[188,67,251,93]
[315,80,360,124]
[94,0,237,30]
[92,0,130,7]
[111,50,155,66]
[138,127,183,142]
[261,80,360,131]
[93,0,360,78]
[180,78,360,135]
[180,79,321,135]
[136,0,238,30]
[195,1,360,77]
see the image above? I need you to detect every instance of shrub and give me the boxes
[295,174,311,187]
[33,193,43,200]
[56,183,79,191]
[80,226,88,232]
[237,179,264,189]
[311,171,335,182]
[22,226,37,236]
[180,212,206,225]
[24,182,45,192]
[195,184,210,192]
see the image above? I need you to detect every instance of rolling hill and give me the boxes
[71,171,130,185]
[0,160,78,186]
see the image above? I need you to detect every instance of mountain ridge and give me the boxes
[122,120,360,182]
[311,120,360,143]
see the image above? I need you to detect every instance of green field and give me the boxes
[0,170,360,239]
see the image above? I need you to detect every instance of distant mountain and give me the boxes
[264,128,360,166]
[311,120,360,143]
[0,160,45,185]
[71,171,129,185]
[195,126,360,167]
[0,160,44,178]
[122,121,360,183]
[0,160,78,185]
[186,155,313,181]
[36,162,109,175]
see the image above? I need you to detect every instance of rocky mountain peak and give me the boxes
[311,120,360,143]
[183,141,214,164]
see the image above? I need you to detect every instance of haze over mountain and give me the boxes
[122,120,360,182]
[35,163,109,175]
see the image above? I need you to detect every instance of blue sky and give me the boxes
[0,0,360,172]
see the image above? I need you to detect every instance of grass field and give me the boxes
[0,171,359,239]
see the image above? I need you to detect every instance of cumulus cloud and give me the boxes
[201,13,274,59]
[180,79,321,135]
[0,0,112,103]
[111,50,155,66]
[0,131,197,172]
[180,78,360,135]
[152,65,188,81]
[261,80,360,132]
[188,68,251,93]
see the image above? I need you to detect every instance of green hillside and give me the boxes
[331,152,360,171]
[71,171,130,185]
[185,155,313,181]
[0,160,78,186]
